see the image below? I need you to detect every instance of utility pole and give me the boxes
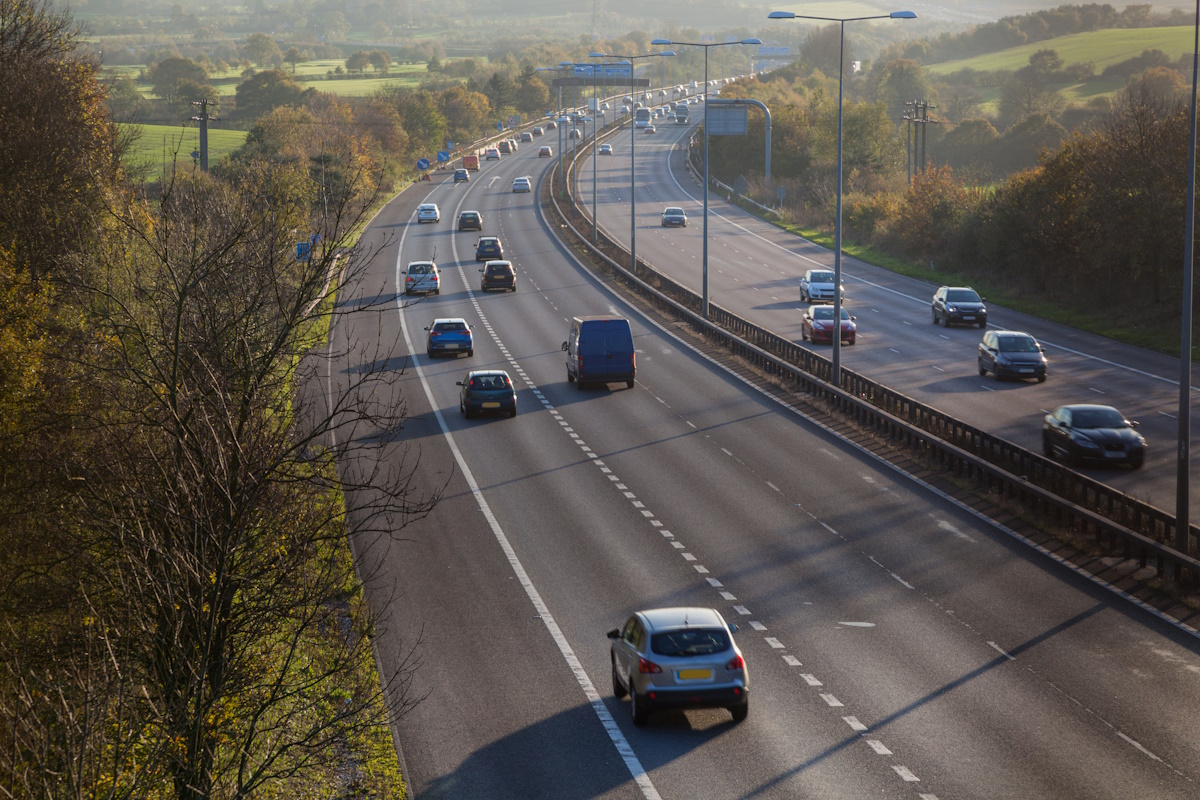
[190,98,219,172]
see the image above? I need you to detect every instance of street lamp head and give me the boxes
[890,10,918,18]
[767,10,795,18]
[559,60,572,67]
[659,50,677,57]
[588,51,605,58]
[741,38,763,45]
[650,38,671,45]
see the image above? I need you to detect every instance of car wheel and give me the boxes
[611,659,627,698]
[510,285,516,292]
[426,350,435,359]
[941,314,950,327]
[801,327,808,342]
[467,349,473,357]
[729,703,748,723]
[460,400,466,417]
[567,370,575,383]
[1037,374,1046,383]
[626,379,635,388]
[979,320,987,329]
[931,309,938,324]
[630,689,649,726]
[434,288,440,295]
[1129,455,1144,469]
[1042,433,1053,457]
[978,360,987,377]
[993,368,1002,381]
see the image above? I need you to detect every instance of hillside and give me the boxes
[926,24,1195,75]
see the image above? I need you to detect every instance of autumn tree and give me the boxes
[284,45,304,74]
[368,50,391,75]
[151,55,207,105]
[242,31,282,67]
[438,85,492,143]
[346,50,371,74]
[235,68,310,119]
[0,0,126,282]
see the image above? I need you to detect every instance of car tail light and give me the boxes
[638,657,662,674]
[725,654,744,671]
[631,352,636,371]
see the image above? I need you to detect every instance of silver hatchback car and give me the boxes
[608,607,748,725]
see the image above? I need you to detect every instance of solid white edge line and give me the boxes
[392,222,662,799]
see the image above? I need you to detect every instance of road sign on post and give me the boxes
[296,241,311,261]
[416,157,430,170]
[436,151,450,163]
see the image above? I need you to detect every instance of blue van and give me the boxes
[562,316,636,389]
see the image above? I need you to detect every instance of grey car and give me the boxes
[978,330,1046,382]
[932,285,987,328]
[661,207,687,227]
[608,607,748,725]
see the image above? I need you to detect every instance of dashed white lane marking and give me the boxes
[920,794,940,800]
[893,766,920,782]
[782,655,802,666]
[820,694,844,707]
[843,716,868,732]
[801,674,822,686]
[749,621,766,631]
[988,641,1016,661]
[392,244,661,800]
[866,740,892,755]
[765,638,785,649]
[720,591,737,600]
[1117,732,1163,762]
[733,605,750,615]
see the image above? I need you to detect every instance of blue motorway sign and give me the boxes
[436,151,450,162]
[296,241,311,261]
[416,157,430,170]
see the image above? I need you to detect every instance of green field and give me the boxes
[120,123,248,182]
[109,59,428,99]
[927,25,1196,75]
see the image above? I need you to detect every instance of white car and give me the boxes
[512,176,532,193]
[599,144,613,155]
[416,203,440,224]
[799,269,845,303]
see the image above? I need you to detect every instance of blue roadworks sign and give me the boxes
[436,151,450,162]
[416,158,430,170]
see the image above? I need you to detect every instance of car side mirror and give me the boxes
[423,327,430,331]
[850,315,857,321]
[606,628,620,639]
[455,381,464,386]
[1129,420,1140,429]
[727,624,738,633]
[561,342,569,351]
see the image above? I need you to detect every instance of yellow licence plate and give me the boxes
[482,402,500,408]
[679,669,712,680]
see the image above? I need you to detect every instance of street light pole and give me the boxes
[652,37,762,318]
[1176,0,1199,565]
[592,50,676,274]
[538,62,573,198]
[768,9,915,386]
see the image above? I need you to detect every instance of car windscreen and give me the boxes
[409,265,431,274]
[812,307,850,320]
[998,336,1038,352]
[809,272,834,283]
[1072,408,1127,429]
[947,289,980,302]
[651,628,730,657]
[435,322,467,331]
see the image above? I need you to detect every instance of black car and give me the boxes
[978,330,1047,382]
[1042,404,1145,468]
[932,286,987,328]
[480,260,516,292]
[457,210,483,231]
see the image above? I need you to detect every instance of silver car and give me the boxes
[608,607,748,725]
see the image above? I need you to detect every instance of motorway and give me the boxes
[577,116,1200,512]
[327,126,1200,798]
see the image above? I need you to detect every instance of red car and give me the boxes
[801,305,856,345]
